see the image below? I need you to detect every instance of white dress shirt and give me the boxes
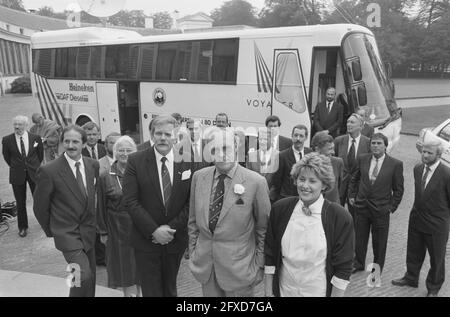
[86,143,99,159]
[347,134,361,159]
[292,146,305,163]
[64,152,86,190]
[15,131,29,156]
[422,160,440,188]
[369,154,386,181]
[155,148,174,201]
[326,100,334,113]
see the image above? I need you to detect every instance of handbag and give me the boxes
[1,201,17,217]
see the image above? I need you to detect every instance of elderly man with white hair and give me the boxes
[392,139,450,297]
[334,113,371,217]
[2,115,43,237]
[188,127,271,296]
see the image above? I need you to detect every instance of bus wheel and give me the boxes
[76,116,91,127]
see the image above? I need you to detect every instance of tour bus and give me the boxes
[30,24,402,151]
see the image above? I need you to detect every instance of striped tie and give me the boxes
[209,174,226,233]
[161,157,172,209]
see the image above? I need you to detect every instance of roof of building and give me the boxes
[0,5,178,36]
[177,12,213,23]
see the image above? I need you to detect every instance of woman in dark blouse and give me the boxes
[98,135,140,297]
[264,152,354,297]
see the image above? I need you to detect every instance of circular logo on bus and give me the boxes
[153,88,166,107]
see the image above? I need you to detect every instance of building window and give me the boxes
[20,28,24,35]
[6,24,10,31]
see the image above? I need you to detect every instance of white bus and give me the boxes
[30,24,401,151]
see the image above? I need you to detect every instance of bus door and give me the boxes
[96,82,120,140]
[271,49,310,143]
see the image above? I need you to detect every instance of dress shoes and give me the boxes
[426,292,438,297]
[352,264,365,274]
[391,277,418,288]
[18,229,27,237]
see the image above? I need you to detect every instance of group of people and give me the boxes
[2,90,449,298]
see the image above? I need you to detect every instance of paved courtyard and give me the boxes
[0,94,449,297]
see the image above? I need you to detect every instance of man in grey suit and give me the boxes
[188,128,271,296]
[334,113,371,217]
[34,125,99,297]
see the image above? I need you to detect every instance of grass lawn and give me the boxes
[401,104,450,135]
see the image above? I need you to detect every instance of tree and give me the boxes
[211,0,258,26]
[259,0,323,27]
[36,6,66,20]
[151,11,172,29]
[108,10,145,27]
[0,0,25,11]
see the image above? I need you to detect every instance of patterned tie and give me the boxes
[347,138,356,170]
[75,162,87,199]
[209,174,226,233]
[161,157,172,209]
[421,166,431,192]
[302,205,312,216]
[371,158,379,184]
[91,146,97,160]
[20,136,26,158]
[327,101,331,113]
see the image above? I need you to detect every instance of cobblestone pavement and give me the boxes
[0,94,449,297]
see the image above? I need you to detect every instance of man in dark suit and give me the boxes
[392,140,450,297]
[265,115,292,152]
[2,115,43,237]
[334,113,371,217]
[81,122,106,160]
[271,124,312,202]
[33,125,99,297]
[349,133,404,274]
[183,118,210,172]
[137,118,155,151]
[357,109,374,139]
[314,87,344,138]
[123,115,192,297]
[80,121,106,266]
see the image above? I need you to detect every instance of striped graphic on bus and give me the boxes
[254,42,273,94]
[33,73,68,127]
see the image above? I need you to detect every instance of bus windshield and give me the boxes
[342,33,397,126]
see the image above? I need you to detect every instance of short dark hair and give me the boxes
[370,132,388,147]
[81,121,100,131]
[171,113,182,122]
[265,115,281,127]
[215,112,229,122]
[311,131,334,150]
[291,124,309,137]
[61,124,87,144]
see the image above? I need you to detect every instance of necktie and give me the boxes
[75,162,87,199]
[302,205,312,216]
[327,102,331,113]
[193,143,200,162]
[421,166,431,192]
[91,146,97,160]
[20,136,26,158]
[371,158,379,184]
[209,174,226,233]
[347,138,356,170]
[161,157,172,209]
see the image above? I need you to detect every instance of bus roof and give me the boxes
[31,24,373,49]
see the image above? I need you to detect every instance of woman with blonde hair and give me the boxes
[264,152,354,297]
[98,135,141,296]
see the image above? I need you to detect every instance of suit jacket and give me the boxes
[314,101,344,138]
[271,147,313,202]
[265,197,354,297]
[188,165,271,291]
[175,138,211,173]
[98,155,113,177]
[137,140,153,152]
[349,154,404,216]
[277,136,293,152]
[33,155,99,252]
[361,123,374,139]
[325,156,344,204]
[2,132,43,185]
[82,142,106,160]
[122,147,191,253]
[409,162,450,234]
[334,134,371,202]
[247,150,279,189]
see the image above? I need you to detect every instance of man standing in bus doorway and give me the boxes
[81,121,107,266]
[123,115,191,297]
[2,116,43,237]
[33,125,99,297]
[188,128,270,297]
[334,114,371,219]
[215,113,230,129]
[265,115,292,152]
[314,87,344,138]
